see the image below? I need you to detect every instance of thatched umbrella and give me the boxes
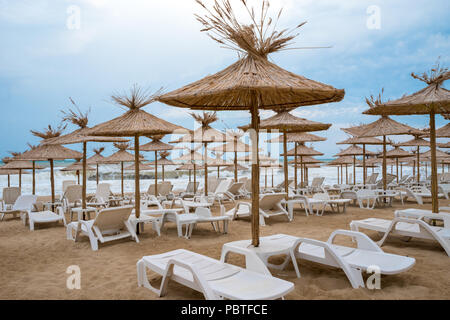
[434,123,450,137]
[242,110,331,197]
[364,66,449,212]
[438,141,450,148]
[176,163,205,183]
[259,161,282,189]
[158,0,344,246]
[337,135,384,184]
[87,147,106,185]
[60,161,95,184]
[124,162,155,172]
[384,147,412,183]
[267,132,326,187]
[173,148,215,189]
[222,163,248,173]
[131,135,174,195]
[207,154,233,178]
[0,160,41,190]
[44,105,127,209]
[16,125,82,202]
[395,136,429,182]
[88,86,186,219]
[421,149,450,173]
[289,156,324,185]
[150,151,175,181]
[0,168,29,188]
[327,156,355,184]
[282,143,324,187]
[335,145,376,185]
[99,142,138,197]
[355,114,422,190]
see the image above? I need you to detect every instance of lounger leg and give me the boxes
[153,221,161,236]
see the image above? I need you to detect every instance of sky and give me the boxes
[0,0,449,160]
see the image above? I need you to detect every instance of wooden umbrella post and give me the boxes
[135,134,141,219]
[337,166,339,184]
[82,141,87,209]
[250,97,260,247]
[32,161,36,195]
[50,159,55,204]
[353,155,356,185]
[204,142,208,196]
[294,142,298,188]
[234,140,238,182]
[217,166,220,178]
[189,169,191,182]
[162,165,165,181]
[429,110,439,213]
[416,146,420,183]
[265,168,267,189]
[300,155,303,186]
[96,163,99,185]
[8,174,10,187]
[19,169,22,190]
[193,162,197,189]
[382,135,387,190]
[271,168,274,187]
[362,144,366,185]
[121,162,124,198]
[77,170,80,184]
[283,131,288,199]
[154,151,158,197]
[396,157,399,183]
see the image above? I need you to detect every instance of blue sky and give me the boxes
[0,0,449,160]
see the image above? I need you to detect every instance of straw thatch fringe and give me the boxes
[31,124,66,140]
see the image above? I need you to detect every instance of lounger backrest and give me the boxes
[310,177,323,188]
[207,177,219,193]
[147,184,156,195]
[244,179,252,193]
[96,183,111,200]
[63,185,82,203]
[62,180,76,193]
[13,195,38,211]
[441,212,450,229]
[3,187,21,206]
[93,206,133,231]
[186,181,199,193]
[313,193,330,201]
[356,189,376,197]
[366,173,379,184]
[259,193,286,210]
[195,207,212,218]
[227,182,244,194]
[158,182,173,196]
[215,179,232,194]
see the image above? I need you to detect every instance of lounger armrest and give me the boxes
[328,229,383,252]
[164,258,218,300]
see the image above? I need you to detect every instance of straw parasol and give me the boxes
[248,110,331,196]
[60,161,95,184]
[363,64,450,212]
[124,162,155,172]
[337,135,384,184]
[438,141,450,148]
[176,163,205,182]
[207,153,233,178]
[327,156,358,185]
[259,161,282,189]
[44,104,127,209]
[16,125,82,202]
[173,147,215,188]
[421,149,450,173]
[335,145,376,185]
[222,163,248,172]
[87,147,106,185]
[88,86,186,219]
[395,136,430,182]
[0,168,29,188]
[130,135,174,195]
[149,151,175,181]
[384,146,412,183]
[434,123,450,138]
[158,0,345,246]
[355,113,422,190]
[0,160,41,190]
[282,143,324,187]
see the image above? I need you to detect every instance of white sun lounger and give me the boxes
[0,195,38,221]
[193,207,230,234]
[87,183,111,208]
[398,186,444,205]
[350,213,450,257]
[24,207,67,231]
[66,206,138,251]
[137,249,294,300]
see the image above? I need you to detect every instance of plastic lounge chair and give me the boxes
[438,184,450,200]
[306,177,325,194]
[66,206,138,251]
[136,249,294,300]
[62,180,76,193]
[1,187,21,211]
[87,183,111,208]
[225,182,244,200]
[0,195,38,221]
[350,213,450,257]
[62,185,83,220]
[259,193,291,226]
[311,193,351,215]
[209,179,233,204]
[221,202,252,220]
[398,186,444,205]
[24,207,67,231]
[193,206,231,234]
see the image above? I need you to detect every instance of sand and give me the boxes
[0,197,449,300]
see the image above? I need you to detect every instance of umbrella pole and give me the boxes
[77,171,80,185]
[283,132,288,198]
[189,169,191,182]
[234,142,238,182]
[50,159,55,204]
[396,158,399,183]
[154,151,158,197]
[345,164,348,184]
[96,163,99,185]
[429,110,439,213]
[363,144,366,185]
[382,135,387,190]
[162,165,165,181]
[82,142,87,209]
[193,163,197,191]
[417,146,420,183]
[8,174,10,187]
[353,155,356,185]
[217,166,220,178]
[121,162,124,198]
[250,99,260,247]
[134,135,141,219]
[265,168,267,189]
[294,143,298,188]
[271,168,274,187]
[337,166,339,184]
[204,142,208,196]
[32,161,36,195]
[300,156,303,186]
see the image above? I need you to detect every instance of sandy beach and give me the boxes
[1,197,449,300]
